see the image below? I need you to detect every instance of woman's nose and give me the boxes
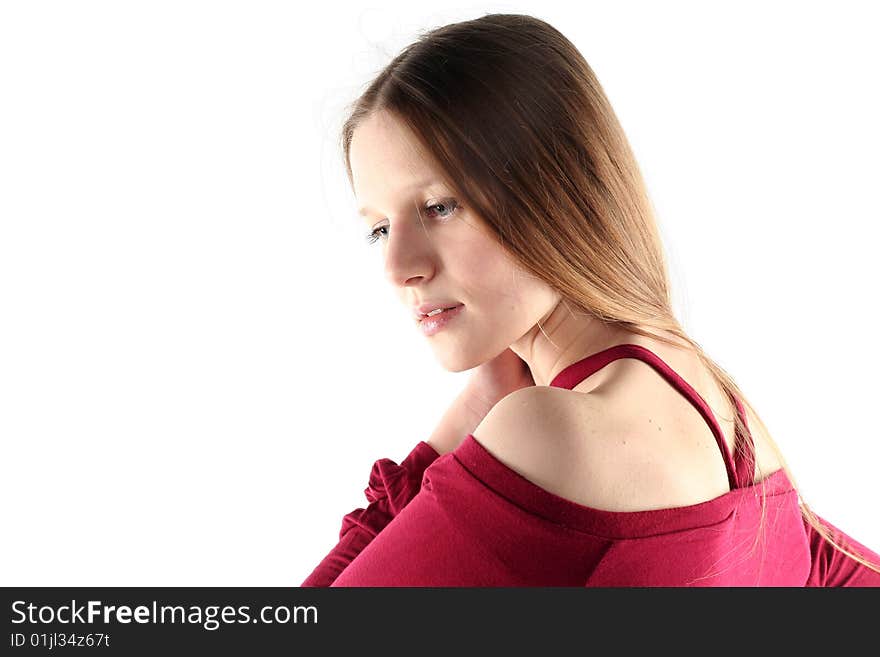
[382,220,435,287]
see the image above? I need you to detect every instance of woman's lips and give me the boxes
[418,304,464,336]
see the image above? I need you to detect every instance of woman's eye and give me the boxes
[365,225,388,245]
[364,198,460,246]
[424,199,459,220]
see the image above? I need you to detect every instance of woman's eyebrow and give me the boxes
[357,178,444,216]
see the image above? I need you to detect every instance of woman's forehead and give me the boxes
[351,120,453,215]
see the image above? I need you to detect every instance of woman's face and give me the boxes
[348,110,559,372]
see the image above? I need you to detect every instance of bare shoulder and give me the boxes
[471,386,609,507]
[472,385,600,472]
[471,385,731,512]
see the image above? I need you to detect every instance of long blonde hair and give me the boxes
[338,13,880,578]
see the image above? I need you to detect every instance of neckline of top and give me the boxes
[452,433,792,537]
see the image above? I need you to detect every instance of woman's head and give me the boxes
[343,13,678,372]
[349,108,561,372]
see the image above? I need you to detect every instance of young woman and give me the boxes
[301,13,880,586]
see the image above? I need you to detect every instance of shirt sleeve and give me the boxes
[804,514,880,587]
[299,440,441,587]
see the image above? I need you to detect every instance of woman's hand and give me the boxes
[426,348,534,456]
[464,347,535,418]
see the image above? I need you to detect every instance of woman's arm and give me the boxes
[428,347,535,455]
[300,348,533,586]
[299,386,489,586]
[299,439,440,587]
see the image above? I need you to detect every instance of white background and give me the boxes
[1,1,877,586]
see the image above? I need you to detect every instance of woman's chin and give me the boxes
[433,349,476,373]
